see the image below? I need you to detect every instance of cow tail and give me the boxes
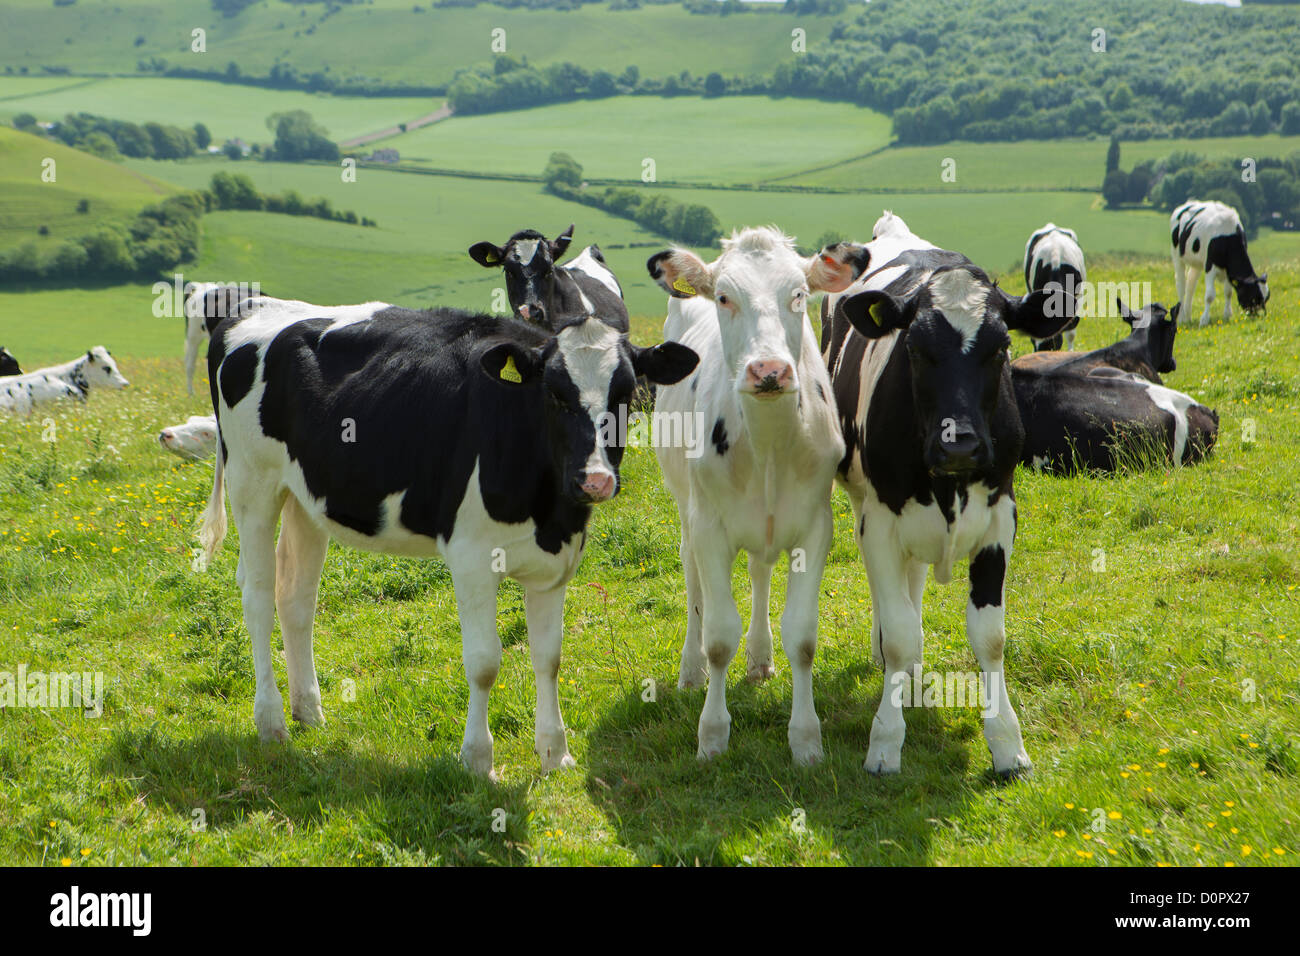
[197,437,227,570]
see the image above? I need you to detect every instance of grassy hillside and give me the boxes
[373,96,893,184]
[0,77,439,145]
[0,259,1296,866]
[0,126,176,251]
[0,0,846,88]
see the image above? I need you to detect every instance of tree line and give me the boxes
[542,152,722,247]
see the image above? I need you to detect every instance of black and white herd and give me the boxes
[2,198,1267,780]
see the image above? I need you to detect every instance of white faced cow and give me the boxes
[1171,200,1269,327]
[159,414,219,460]
[1023,223,1086,351]
[468,225,629,333]
[197,294,696,777]
[822,211,1071,777]
[647,227,870,765]
[0,346,129,416]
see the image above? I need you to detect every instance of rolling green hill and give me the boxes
[0,126,176,251]
[0,0,847,89]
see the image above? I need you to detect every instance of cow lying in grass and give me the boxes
[197,293,697,777]
[0,347,20,377]
[0,347,129,416]
[1012,301,1218,473]
[159,415,218,460]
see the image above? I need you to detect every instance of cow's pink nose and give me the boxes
[581,471,615,500]
[518,304,531,319]
[744,360,795,392]
[159,430,173,444]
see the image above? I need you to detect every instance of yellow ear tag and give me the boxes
[869,302,886,326]
[500,354,523,383]
[672,276,697,296]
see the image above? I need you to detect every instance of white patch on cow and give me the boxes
[1143,381,1194,464]
[515,239,541,265]
[557,318,620,474]
[565,246,621,297]
[928,268,988,352]
[893,482,996,584]
[220,299,391,356]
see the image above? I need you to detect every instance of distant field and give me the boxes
[0,0,847,88]
[0,127,176,251]
[0,77,439,145]
[376,96,893,184]
[783,135,1300,192]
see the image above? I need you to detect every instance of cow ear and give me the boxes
[551,224,574,259]
[839,290,912,339]
[632,341,699,386]
[1002,288,1072,340]
[1168,302,1180,324]
[647,249,714,299]
[808,241,870,293]
[480,342,543,387]
[468,241,505,268]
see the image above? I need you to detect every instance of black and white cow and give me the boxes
[197,294,697,777]
[1023,223,1086,352]
[468,225,629,333]
[0,346,129,416]
[1171,199,1269,326]
[184,282,267,394]
[1013,363,1219,473]
[0,347,20,377]
[1013,300,1180,385]
[822,211,1072,777]
[647,227,870,765]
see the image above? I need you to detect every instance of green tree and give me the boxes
[542,152,583,190]
[1106,136,1121,173]
[194,122,212,151]
[704,72,726,98]
[1102,169,1128,209]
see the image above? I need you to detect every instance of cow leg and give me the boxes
[966,499,1031,778]
[525,583,574,772]
[1221,270,1232,322]
[851,502,886,666]
[1172,251,1186,309]
[275,494,328,727]
[1200,268,1215,327]
[781,504,832,765]
[230,480,289,742]
[745,554,776,682]
[694,514,742,760]
[908,561,926,653]
[451,565,502,778]
[677,508,707,689]
[861,514,922,775]
[184,317,205,396]
[1063,327,1077,351]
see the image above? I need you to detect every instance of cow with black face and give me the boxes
[468,225,629,334]
[0,347,20,377]
[1013,300,1180,385]
[822,211,1072,778]
[197,294,696,778]
[1171,199,1269,326]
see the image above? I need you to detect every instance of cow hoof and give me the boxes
[864,749,901,776]
[460,742,496,779]
[697,719,730,761]
[257,724,290,743]
[789,722,823,766]
[677,667,707,690]
[994,753,1033,781]
[537,736,575,773]
[745,660,777,683]
[540,752,576,773]
[291,698,325,727]
[254,698,289,742]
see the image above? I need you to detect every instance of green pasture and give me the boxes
[0,77,439,146]
[0,127,176,251]
[0,0,845,88]
[0,259,1297,865]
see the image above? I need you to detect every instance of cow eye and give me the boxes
[717,294,729,306]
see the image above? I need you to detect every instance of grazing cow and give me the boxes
[1171,199,1269,326]
[822,211,1072,777]
[468,225,629,333]
[159,415,219,460]
[0,347,20,377]
[1023,223,1086,352]
[1013,365,1218,473]
[647,227,870,765]
[196,295,697,776]
[1012,300,1180,385]
[184,282,266,395]
[0,347,129,416]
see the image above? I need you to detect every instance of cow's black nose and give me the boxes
[934,432,982,474]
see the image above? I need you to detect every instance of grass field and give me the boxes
[0,77,440,146]
[0,127,176,251]
[0,0,846,88]
[371,96,893,184]
[1,259,1297,866]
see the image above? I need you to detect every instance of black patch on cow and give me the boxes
[1192,238,1201,254]
[969,545,1005,609]
[712,417,729,456]
[219,342,259,408]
